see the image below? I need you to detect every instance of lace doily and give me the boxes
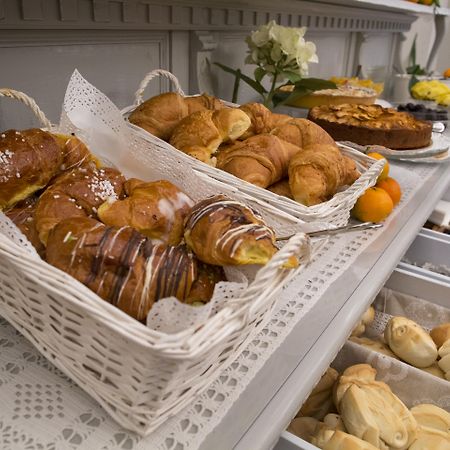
[0,158,441,449]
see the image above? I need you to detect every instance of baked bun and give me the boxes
[410,404,450,433]
[334,364,417,450]
[420,362,445,379]
[298,367,339,420]
[430,323,450,348]
[350,306,375,337]
[46,217,198,321]
[169,109,251,163]
[184,195,283,266]
[129,92,224,140]
[384,316,438,368]
[349,336,399,359]
[267,179,293,199]
[0,129,63,210]
[35,165,126,245]
[97,178,194,245]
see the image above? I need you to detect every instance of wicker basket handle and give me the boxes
[134,69,185,106]
[0,88,52,130]
[181,233,312,354]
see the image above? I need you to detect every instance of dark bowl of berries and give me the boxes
[397,103,448,122]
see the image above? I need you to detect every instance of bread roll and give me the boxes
[319,430,380,450]
[349,336,399,359]
[267,179,293,199]
[431,323,450,348]
[350,306,375,337]
[421,362,446,379]
[323,413,347,432]
[298,367,339,419]
[334,364,417,450]
[408,427,450,450]
[410,404,450,433]
[384,316,438,368]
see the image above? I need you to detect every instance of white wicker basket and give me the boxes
[122,69,386,227]
[0,86,321,436]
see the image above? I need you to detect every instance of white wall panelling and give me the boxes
[0,0,418,127]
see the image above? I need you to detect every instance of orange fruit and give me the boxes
[352,187,394,223]
[367,152,389,181]
[377,177,402,206]
[444,68,450,79]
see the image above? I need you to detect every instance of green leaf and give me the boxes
[254,67,266,83]
[272,85,312,108]
[294,78,337,90]
[214,62,267,95]
[283,71,302,84]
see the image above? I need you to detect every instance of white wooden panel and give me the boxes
[358,33,395,82]
[0,33,169,130]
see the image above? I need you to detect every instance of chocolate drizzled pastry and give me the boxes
[184,195,284,266]
[46,217,198,321]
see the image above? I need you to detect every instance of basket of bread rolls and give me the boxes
[0,77,327,436]
[122,69,386,226]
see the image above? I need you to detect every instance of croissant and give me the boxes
[238,103,291,139]
[46,217,198,321]
[0,129,63,210]
[288,144,360,206]
[267,179,293,199]
[5,195,45,257]
[129,92,224,140]
[169,109,251,163]
[216,134,301,188]
[53,133,99,172]
[185,263,225,305]
[184,195,280,266]
[97,178,194,246]
[271,118,336,148]
[35,165,126,245]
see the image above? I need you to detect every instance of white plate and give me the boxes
[398,149,450,164]
[339,132,450,160]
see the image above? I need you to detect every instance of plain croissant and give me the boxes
[288,144,360,206]
[129,92,224,140]
[216,134,301,188]
[238,102,291,139]
[169,109,251,163]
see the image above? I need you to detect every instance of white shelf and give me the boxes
[312,0,450,15]
[198,160,450,450]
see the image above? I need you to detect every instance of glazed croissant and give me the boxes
[46,217,198,321]
[53,133,99,172]
[184,195,280,266]
[238,103,291,139]
[35,165,126,245]
[216,134,301,188]
[169,109,251,164]
[129,92,224,141]
[288,144,360,206]
[5,195,45,257]
[97,178,194,246]
[0,129,63,210]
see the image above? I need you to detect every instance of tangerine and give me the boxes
[367,152,389,181]
[351,187,394,223]
[444,68,450,79]
[377,177,402,206]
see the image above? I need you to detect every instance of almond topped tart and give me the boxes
[308,103,433,149]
